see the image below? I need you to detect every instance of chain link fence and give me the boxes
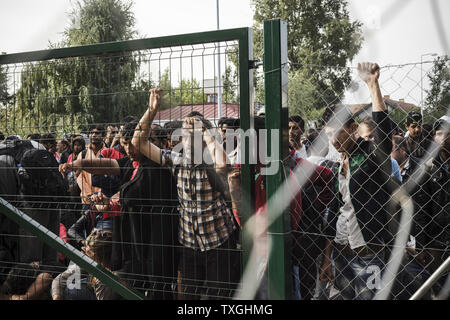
[0,30,251,300]
[0,21,449,301]
[285,59,449,300]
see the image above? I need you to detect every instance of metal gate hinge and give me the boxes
[249,60,263,69]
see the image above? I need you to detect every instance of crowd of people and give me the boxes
[0,62,448,300]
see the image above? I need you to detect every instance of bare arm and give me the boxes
[131,88,164,165]
[60,157,120,176]
[11,273,53,300]
[358,62,387,112]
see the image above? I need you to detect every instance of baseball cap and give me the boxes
[405,112,422,125]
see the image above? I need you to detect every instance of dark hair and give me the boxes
[72,135,86,150]
[186,111,204,118]
[218,117,240,129]
[359,117,375,131]
[289,115,305,131]
[254,116,266,131]
[40,133,56,146]
[150,127,167,142]
[59,139,70,149]
[121,116,139,125]
[405,112,422,126]
[120,119,139,140]
[433,119,449,133]
[184,115,213,130]
[392,135,408,153]
[0,131,4,141]
[88,124,105,136]
[164,120,183,135]
[3,263,40,295]
[422,123,434,141]
[27,133,41,141]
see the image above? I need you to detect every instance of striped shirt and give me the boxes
[162,150,235,251]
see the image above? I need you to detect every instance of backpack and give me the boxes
[0,139,69,209]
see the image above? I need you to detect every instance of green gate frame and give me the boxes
[0,27,255,300]
[264,19,291,299]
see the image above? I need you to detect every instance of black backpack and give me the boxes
[0,139,69,209]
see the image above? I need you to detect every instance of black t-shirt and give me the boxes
[111,155,179,298]
[116,156,134,184]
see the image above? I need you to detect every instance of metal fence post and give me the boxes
[264,19,291,300]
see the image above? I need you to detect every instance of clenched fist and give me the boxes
[358,62,380,85]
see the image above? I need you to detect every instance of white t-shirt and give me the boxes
[334,158,367,250]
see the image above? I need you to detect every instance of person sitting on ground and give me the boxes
[0,262,53,300]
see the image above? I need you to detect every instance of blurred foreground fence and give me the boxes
[0,19,449,300]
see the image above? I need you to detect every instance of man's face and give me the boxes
[391,141,407,165]
[434,129,450,153]
[289,121,303,148]
[89,129,104,145]
[73,141,83,154]
[120,138,141,162]
[56,141,64,153]
[406,122,422,139]
[167,133,180,150]
[106,126,118,142]
[358,123,375,141]
[325,123,357,154]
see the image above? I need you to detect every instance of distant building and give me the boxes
[348,95,419,118]
[154,102,240,126]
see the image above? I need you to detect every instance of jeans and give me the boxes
[178,235,240,300]
[334,250,385,300]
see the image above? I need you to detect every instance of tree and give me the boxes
[156,68,205,109]
[0,65,8,107]
[222,66,239,104]
[424,55,450,123]
[13,0,142,135]
[252,0,363,121]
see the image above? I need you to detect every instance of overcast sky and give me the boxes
[1,0,449,103]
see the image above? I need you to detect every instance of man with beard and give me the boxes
[76,125,106,204]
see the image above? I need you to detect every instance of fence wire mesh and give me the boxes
[0,31,449,301]
[282,59,449,300]
[0,38,246,300]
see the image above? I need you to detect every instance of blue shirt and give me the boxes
[391,157,402,183]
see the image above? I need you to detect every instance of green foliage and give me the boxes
[222,66,239,104]
[12,0,142,135]
[65,0,137,46]
[157,68,206,109]
[389,106,420,132]
[252,0,363,112]
[424,55,450,123]
[0,64,8,107]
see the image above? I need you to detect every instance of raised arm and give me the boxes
[131,88,164,165]
[358,62,392,176]
[358,62,386,113]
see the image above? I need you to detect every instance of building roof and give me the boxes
[154,103,240,122]
[348,96,419,117]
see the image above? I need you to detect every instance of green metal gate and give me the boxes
[0,27,257,300]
